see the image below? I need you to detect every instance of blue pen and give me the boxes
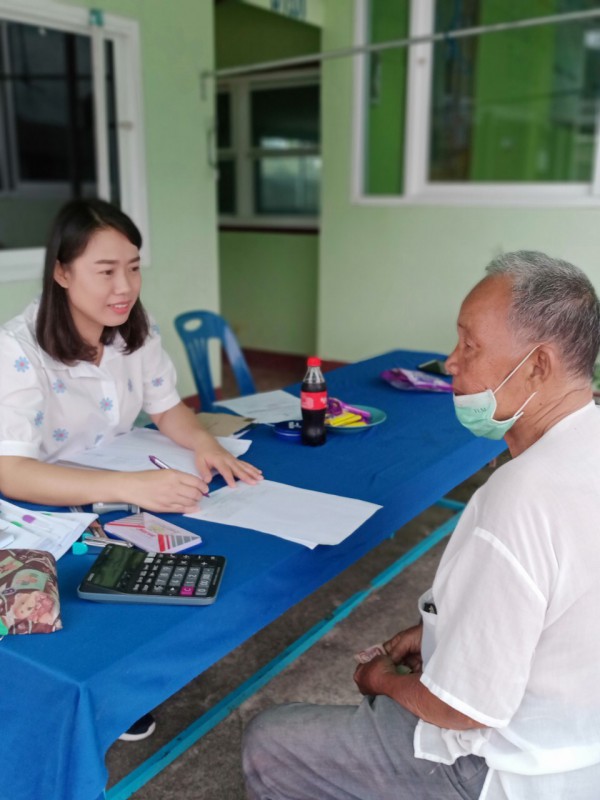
[148,455,210,497]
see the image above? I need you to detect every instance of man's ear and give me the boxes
[530,345,553,386]
[53,261,69,288]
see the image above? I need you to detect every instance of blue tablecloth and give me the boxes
[0,351,505,800]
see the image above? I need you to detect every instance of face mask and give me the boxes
[453,347,538,440]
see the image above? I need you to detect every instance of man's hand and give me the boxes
[383,623,423,674]
[354,653,399,696]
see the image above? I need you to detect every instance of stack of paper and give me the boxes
[63,427,251,475]
[214,390,301,424]
[0,498,96,560]
[185,480,382,549]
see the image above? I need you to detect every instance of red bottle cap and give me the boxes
[307,356,321,367]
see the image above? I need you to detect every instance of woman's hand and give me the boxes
[125,469,209,513]
[195,443,263,488]
[151,402,263,490]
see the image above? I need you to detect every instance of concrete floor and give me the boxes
[104,360,502,799]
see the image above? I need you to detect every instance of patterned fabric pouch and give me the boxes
[0,549,63,636]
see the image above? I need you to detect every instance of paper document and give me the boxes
[63,427,251,475]
[197,412,254,437]
[214,390,301,424]
[185,480,382,548]
[0,498,96,560]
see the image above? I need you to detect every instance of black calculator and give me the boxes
[77,545,226,605]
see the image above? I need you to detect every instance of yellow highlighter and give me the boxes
[326,412,366,427]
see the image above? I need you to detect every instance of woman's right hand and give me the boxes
[124,469,209,513]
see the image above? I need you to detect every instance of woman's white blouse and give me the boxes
[0,301,180,463]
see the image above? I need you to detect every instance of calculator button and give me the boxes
[194,586,208,596]
[179,586,194,596]
[151,585,166,594]
[166,586,179,596]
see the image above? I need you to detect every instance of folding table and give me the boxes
[0,350,505,800]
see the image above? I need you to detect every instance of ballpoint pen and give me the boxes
[148,455,210,497]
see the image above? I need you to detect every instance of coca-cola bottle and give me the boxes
[301,356,327,446]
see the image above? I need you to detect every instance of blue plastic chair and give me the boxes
[174,310,256,411]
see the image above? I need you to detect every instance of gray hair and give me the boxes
[485,250,600,378]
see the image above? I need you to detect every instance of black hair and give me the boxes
[36,198,149,363]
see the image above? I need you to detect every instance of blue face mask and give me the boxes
[453,347,538,440]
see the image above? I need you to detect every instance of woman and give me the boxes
[0,198,262,511]
[0,198,263,740]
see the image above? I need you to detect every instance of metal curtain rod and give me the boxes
[202,6,600,86]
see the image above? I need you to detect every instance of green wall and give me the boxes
[318,0,600,362]
[0,0,218,398]
[216,0,320,356]
[220,231,318,352]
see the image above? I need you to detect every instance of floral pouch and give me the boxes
[0,549,62,635]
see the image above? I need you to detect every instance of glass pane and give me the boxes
[218,159,236,214]
[253,155,320,215]
[105,39,120,207]
[430,0,600,182]
[217,91,231,149]
[8,23,95,185]
[0,19,121,250]
[251,84,319,149]
[363,0,410,195]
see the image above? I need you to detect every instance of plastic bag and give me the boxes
[381,368,453,393]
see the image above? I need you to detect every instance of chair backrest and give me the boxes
[174,310,256,411]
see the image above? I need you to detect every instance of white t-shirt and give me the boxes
[0,301,181,463]
[414,402,600,799]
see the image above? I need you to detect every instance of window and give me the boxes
[0,1,147,281]
[218,70,320,228]
[355,0,600,204]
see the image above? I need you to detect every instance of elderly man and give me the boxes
[242,251,600,800]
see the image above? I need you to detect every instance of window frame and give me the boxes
[352,0,600,207]
[218,68,320,231]
[0,0,149,282]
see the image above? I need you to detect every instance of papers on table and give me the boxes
[185,480,382,549]
[197,412,254,437]
[63,428,251,476]
[214,390,301,425]
[0,498,96,560]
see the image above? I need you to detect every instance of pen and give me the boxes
[148,455,210,497]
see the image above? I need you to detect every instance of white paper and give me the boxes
[0,499,96,560]
[63,427,251,475]
[214,390,301,424]
[185,480,382,548]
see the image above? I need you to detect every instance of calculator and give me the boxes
[77,544,226,605]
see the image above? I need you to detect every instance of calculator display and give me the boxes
[88,547,146,588]
[78,545,226,605]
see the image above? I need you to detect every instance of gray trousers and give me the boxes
[243,696,488,800]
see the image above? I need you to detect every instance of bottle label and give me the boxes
[301,391,327,411]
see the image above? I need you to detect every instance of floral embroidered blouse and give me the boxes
[0,301,180,463]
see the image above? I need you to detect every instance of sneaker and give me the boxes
[118,713,156,742]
